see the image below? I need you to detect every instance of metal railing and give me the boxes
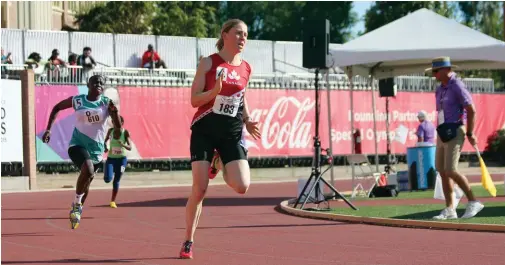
[1,64,496,93]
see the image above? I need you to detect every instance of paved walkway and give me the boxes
[15,163,505,191]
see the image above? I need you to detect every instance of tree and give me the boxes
[457,2,505,90]
[74,2,157,35]
[364,1,457,33]
[152,2,221,38]
[74,1,220,38]
[220,1,357,43]
[74,1,357,43]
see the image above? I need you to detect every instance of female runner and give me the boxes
[180,19,261,259]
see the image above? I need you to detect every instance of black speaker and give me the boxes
[378,78,397,97]
[302,19,330,69]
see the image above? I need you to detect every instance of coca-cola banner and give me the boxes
[35,85,505,162]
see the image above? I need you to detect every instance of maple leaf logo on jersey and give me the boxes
[228,70,241,81]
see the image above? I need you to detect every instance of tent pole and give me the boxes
[370,74,380,172]
[324,69,335,193]
[347,67,355,195]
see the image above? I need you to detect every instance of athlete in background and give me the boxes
[180,19,261,259]
[104,115,131,208]
[42,74,121,229]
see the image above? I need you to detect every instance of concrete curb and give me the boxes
[279,199,505,233]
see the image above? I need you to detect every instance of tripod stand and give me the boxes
[293,69,358,210]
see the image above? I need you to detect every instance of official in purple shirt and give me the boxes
[415,110,435,143]
[426,56,483,220]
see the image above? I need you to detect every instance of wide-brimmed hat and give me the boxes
[425,56,458,73]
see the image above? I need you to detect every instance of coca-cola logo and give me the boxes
[246,97,314,150]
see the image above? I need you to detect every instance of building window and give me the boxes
[52,1,62,8]
[68,1,78,12]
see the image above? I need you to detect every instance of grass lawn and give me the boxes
[322,185,505,225]
[345,184,504,201]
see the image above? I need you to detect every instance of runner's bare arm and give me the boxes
[46,96,73,131]
[104,128,113,152]
[243,66,253,122]
[243,96,251,122]
[123,130,132,151]
[108,101,122,129]
[191,57,223,108]
[42,96,73,143]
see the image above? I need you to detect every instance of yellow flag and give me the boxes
[479,156,497,197]
[475,146,497,197]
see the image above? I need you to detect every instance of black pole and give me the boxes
[293,69,357,211]
[385,97,391,174]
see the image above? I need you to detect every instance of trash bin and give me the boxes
[407,145,437,190]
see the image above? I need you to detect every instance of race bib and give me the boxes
[85,110,102,124]
[437,111,445,125]
[111,147,123,155]
[212,94,240,117]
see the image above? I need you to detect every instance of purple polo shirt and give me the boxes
[435,74,473,124]
[416,120,435,143]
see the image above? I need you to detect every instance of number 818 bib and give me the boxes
[212,95,240,117]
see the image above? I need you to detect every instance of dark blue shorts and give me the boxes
[104,157,127,190]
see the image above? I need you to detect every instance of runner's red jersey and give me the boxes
[191,53,251,131]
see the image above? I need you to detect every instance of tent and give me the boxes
[329,8,505,79]
[326,8,505,174]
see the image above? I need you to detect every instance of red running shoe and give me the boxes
[208,151,220,180]
[179,241,193,259]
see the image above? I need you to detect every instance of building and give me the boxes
[1,1,97,31]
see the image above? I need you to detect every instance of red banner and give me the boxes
[118,87,505,159]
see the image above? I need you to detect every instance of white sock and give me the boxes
[74,193,84,204]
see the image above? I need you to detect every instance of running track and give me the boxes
[2,180,505,265]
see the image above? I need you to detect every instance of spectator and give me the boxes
[1,47,13,64]
[25,52,42,69]
[68,53,78,80]
[1,47,13,74]
[68,53,78,65]
[141,44,167,69]
[47,49,66,67]
[46,49,67,81]
[77,47,97,81]
[415,110,435,144]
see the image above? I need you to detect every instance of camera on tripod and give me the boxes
[320,148,333,165]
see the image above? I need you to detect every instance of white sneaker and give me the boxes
[433,207,458,220]
[460,201,484,219]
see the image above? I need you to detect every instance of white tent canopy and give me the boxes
[329,8,505,79]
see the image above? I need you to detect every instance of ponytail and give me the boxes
[216,37,224,51]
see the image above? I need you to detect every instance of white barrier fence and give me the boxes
[2,29,345,75]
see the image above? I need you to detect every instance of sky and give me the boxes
[351,1,374,38]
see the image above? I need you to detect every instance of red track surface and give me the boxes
[2,180,505,265]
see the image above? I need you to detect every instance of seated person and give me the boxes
[141,44,167,69]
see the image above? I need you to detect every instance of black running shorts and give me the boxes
[68,145,103,172]
[190,129,247,165]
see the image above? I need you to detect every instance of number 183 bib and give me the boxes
[212,95,240,117]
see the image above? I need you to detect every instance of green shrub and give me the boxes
[484,129,505,165]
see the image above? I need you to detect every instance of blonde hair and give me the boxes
[216,19,246,51]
